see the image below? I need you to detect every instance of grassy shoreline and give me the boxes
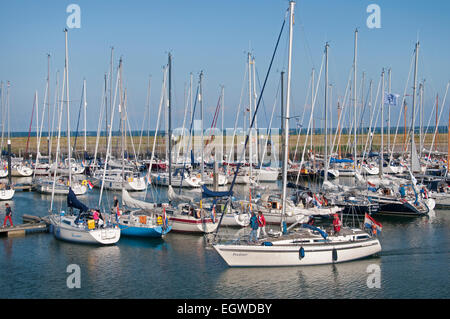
[4,132,448,158]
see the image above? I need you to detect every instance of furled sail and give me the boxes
[122,188,157,210]
[167,185,194,203]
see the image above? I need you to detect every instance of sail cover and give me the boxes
[122,189,157,210]
[67,188,89,212]
[201,184,233,198]
[330,157,353,164]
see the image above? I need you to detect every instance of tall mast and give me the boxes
[353,28,358,172]
[280,71,284,170]
[221,85,225,162]
[388,68,391,155]
[324,43,329,183]
[64,28,72,185]
[419,80,424,158]
[411,41,419,170]
[108,47,114,148]
[168,53,173,185]
[47,54,51,159]
[281,1,295,222]
[379,69,385,178]
[248,52,253,178]
[310,69,314,159]
[199,70,204,181]
[83,78,87,154]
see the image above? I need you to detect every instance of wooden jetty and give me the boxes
[13,185,33,192]
[0,214,50,237]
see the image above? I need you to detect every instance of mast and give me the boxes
[199,70,204,181]
[83,78,87,154]
[47,54,51,159]
[168,53,173,185]
[310,69,314,159]
[388,68,391,155]
[248,52,253,179]
[353,28,358,172]
[108,47,114,149]
[323,43,329,183]
[411,41,419,170]
[281,0,295,223]
[379,69,385,178]
[419,81,424,158]
[280,71,284,171]
[64,28,72,185]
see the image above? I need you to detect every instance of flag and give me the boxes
[364,213,382,235]
[87,180,93,190]
[384,92,400,106]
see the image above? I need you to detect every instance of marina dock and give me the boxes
[0,214,50,237]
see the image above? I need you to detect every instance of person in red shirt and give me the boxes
[332,214,342,234]
[257,211,267,239]
[3,203,13,227]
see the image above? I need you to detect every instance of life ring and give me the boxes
[81,180,88,186]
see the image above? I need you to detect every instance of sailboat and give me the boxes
[212,2,381,267]
[48,29,120,245]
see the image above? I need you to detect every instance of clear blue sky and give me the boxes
[0,0,449,133]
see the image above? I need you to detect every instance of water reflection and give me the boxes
[214,257,382,298]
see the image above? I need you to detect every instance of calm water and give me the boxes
[0,177,449,299]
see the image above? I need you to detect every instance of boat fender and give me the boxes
[299,247,305,259]
[262,242,273,246]
[332,248,338,262]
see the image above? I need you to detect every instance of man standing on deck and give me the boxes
[113,196,120,222]
[332,213,342,235]
[249,211,258,243]
[3,203,13,227]
[257,210,267,239]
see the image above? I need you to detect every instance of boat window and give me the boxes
[356,235,369,240]
[62,220,71,226]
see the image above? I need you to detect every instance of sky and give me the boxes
[0,0,449,133]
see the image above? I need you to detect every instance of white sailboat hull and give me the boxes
[49,215,120,245]
[0,189,14,200]
[214,238,381,267]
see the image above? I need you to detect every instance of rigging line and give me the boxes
[215,11,288,238]
[72,83,84,155]
[389,51,415,162]
[295,53,325,185]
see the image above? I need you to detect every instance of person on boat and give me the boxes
[307,216,315,226]
[420,186,428,199]
[113,196,120,222]
[92,209,101,228]
[256,210,267,239]
[332,214,342,235]
[249,211,259,243]
[399,184,406,198]
[2,203,13,227]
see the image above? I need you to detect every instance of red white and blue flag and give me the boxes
[87,180,93,190]
[364,213,382,235]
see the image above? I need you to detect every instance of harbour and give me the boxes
[0,0,449,302]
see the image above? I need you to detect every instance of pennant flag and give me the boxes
[384,92,400,106]
[364,213,382,235]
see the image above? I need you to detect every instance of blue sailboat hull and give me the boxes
[118,224,172,238]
